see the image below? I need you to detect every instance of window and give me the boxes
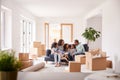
[0,6,12,50]
[20,17,35,53]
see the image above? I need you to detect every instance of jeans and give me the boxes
[68,53,74,61]
[54,54,61,63]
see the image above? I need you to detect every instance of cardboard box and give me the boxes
[30,48,38,54]
[41,50,46,55]
[69,61,81,72]
[40,44,45,50]
[107,60,112,68]
[91,57,107,70]
[33,42,41,48]
[75,55,86,64]
[29,48,38,59]
[86,51,107,71]
[37,49,46,56]
[20,60,33,69]
[19,53,29,61]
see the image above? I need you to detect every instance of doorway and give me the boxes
[60,24,73,43]
[45,23,49,49]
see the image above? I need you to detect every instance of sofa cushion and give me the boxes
[44,56,54,61]
[49,54,54,59]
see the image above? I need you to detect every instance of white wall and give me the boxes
[0,0,1,49]
[1,0,36,53]
[87,15,102,50]
[37,17,86,44]
[102,0,120,73]
[85,0,120,73]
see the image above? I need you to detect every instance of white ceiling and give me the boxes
[12,0,106,17]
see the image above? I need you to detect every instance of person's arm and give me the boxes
[76,44,85,53]
[51,48,56,54]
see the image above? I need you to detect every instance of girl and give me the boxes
[61,43,69,63]
[68,44,76,61]
[51,42,61,67]
[69,44,76,56]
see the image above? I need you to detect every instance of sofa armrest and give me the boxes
[46,49,51,56]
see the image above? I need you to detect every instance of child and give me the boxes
[51,42,61,67]
[69,44,76,58]
[61,43,69,63]
[68,44,76,61]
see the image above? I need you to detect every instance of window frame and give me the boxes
[0,6,12,50]
[20,16,34,53]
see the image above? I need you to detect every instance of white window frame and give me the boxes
[0,6,12,50]
[20,16,35,53]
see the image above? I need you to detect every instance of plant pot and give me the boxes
[0,71,18,80]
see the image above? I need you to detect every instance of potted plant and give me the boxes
[82,27,101,45]
[0,50,22,80]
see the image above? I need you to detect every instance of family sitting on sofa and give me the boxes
[44,39,89,67]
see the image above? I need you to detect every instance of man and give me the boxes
[74,40,85,55]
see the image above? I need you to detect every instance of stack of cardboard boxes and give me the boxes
[19,53,33,69]
[33,42,46,57]
[107,60,112,68]
[86,51,107,71]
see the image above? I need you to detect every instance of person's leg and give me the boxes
[54,54,58,66]
[57,54,61,66]
[74,52,81,55]
[68,53,73,61]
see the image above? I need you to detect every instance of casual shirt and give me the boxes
[76,43,85,53]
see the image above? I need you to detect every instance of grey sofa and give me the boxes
[44,49,68,62]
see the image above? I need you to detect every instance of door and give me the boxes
[45,23,49,49]
[61,24,73,43]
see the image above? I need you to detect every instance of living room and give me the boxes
[0,0,120,80]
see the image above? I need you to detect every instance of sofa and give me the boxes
[44,49,68,63]
[44,44,89,62]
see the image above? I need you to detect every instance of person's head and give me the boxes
[74,39,79,46]
[51,42,58,49]
[63,43,69,51]
[71,44,76,49]
[68,44,71,49]
[58,39,64,46]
